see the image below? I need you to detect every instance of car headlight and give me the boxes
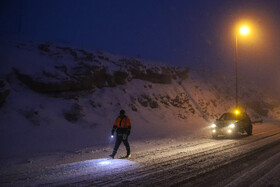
[229,124,235,128]
[211,124,216,128]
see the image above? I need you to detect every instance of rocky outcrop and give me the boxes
[246,101,274,117]
[138,94,159,108]
[0,80,10,107]
[14,43,189,94]
[63,104,84,122]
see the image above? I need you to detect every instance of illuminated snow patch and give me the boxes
[85,158,139,171]
[37,158,139,184]
[48,158,139,181]
[68,158,138,170]
[98,160,111,165]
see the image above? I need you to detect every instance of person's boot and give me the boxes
[124,154,131,158]
[108,153,115,159]
[125,146,130,159]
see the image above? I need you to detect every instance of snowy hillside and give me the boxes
[0,41,279,158]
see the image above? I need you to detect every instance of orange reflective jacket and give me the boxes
[114,116,131,128]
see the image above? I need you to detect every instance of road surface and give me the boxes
[1,122,280,186]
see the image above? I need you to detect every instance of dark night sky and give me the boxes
[0,0,280,72]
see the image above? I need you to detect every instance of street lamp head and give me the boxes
[234,109,240,115]
[239,25,250,36]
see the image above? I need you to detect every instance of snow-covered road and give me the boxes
[1,122,280,186]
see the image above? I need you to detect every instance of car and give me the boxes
[211,111,252,138]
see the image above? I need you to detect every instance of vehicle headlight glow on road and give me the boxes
[211,124,216,128]
[229,124,235,128]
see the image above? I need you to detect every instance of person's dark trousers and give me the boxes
[112,134,130,156]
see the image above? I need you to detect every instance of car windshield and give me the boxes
[219,113,239,120]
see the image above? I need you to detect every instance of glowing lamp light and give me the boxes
[239,25,250,36]
[234,110,240,115]
[228,129,232,133]
[111,135,114,138]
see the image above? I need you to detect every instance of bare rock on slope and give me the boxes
[0,80,10,107]
[13,44,190,94]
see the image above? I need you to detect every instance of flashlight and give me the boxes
[111,135,114,138]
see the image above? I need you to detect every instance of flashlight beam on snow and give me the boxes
[94,158,139,169]
[98,160,111,165]
[46,158,139,180]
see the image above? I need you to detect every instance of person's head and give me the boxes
[120,109,125,116]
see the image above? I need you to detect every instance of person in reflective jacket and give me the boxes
[109,109,131,159]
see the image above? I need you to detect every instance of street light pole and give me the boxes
[235,34,238,109]
[234,25,250,109]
